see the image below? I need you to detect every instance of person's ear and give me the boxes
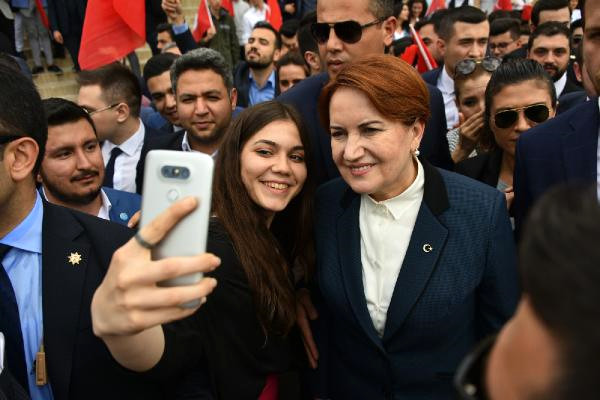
[5,138,39,182]
[115,102,130,123]
[410,120,425,150]
[382,16,397,48]
[304,51,321,75]
[436,37,446,59]
[573,61,583,83]
[229,87,238,110]
[273,48,281,63]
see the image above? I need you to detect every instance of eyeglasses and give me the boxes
[0,135,22,145]
[454,57,502,79]
[488,40,517,51]
[494,103,550,129]
[82,103,120,116]
[454,335,496,400]
[311,18,383,45]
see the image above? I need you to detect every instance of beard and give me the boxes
[187,123,228,148]
[41,170,102,206]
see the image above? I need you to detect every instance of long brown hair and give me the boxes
[213,101,315,334]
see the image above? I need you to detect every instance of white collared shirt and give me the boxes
[360,160,425,337]
[242,5,267,44]
[438,66,459,130]
[181,131,219,159]
[101,119,145,193]
[554,72,567,98]
[96,188,112,221]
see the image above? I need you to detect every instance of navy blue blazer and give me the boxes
[277,73,452,186]
[311,161,519,399]
[103,187,141,225]
[421,67,442,86]
[556,90,588,115]
[514,98,599,234]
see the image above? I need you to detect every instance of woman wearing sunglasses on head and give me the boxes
[455,59,557,211]
[447,57,501,163]
[307,55,519,400]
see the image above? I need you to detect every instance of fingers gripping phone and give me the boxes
[140,150,214,292]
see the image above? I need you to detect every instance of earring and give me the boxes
[413,149,420,157]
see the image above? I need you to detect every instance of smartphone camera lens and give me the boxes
[181,169,190,179]
[161,166,190,180]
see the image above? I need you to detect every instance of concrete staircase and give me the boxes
[34,0,200,101]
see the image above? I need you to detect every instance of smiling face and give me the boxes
[175,68,236,153]
[490,80,555,157]
[40,118,103,205]
[240,119,306,221]
[329,87,423,201]
[147,70,179,126]
[317,0,395,79]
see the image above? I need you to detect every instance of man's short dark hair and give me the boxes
[170,48,233,94]
[280,19,299,39]
[253,21,282,49]
[528,21,571,52]
[156,22,174,40]
[488,9,512,24]
[298,11,318,56]
[77,63,142,118]
[438,6,487,41]
[427,9,449,35]
[276,50,308,74]
[143,53,179,83]
[43,98,96,136]
[520,185,600,398]
[570,18,583,33]
[531,0,571,27]
[490,18,521,40]
[0,64,46,173]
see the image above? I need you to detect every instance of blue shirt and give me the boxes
[0,193,53,400]
[248,69,276,106]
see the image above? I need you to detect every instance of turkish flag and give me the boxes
[79,0,146,70]
[192,0,236,42]
[426,0,446,17]
[265,0,282,30]
[401,25,438,73]
[494,0,512,11]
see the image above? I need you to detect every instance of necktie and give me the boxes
[0,244,28,394]
[103,147,123,188]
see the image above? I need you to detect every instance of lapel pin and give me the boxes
[119,212,129,221]
[68,252,82,266]
[422,244,433,253]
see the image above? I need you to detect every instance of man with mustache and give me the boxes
[528,21,581,98]
[38,98,141,225]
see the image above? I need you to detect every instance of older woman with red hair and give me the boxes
[305,55,520,399]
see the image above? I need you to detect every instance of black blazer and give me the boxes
[234,61,280,108]
[559,76,583,97]
[421,67,442,86]
[41,202,169,399]
[454,148,503,187]
[277,72,452,186]
[135,131,185,193]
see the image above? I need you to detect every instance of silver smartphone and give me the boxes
[140,150,214,292]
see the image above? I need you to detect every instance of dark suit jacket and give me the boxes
[454,148,503,187]
[557,90,588,115]
[0,368,28,400]
[514,98,599,235]
[103,187,141,225]
[135,131,185,193]
[277,73,452,186]
[559,77,583,97]
[46,0,86,35]
[311,161,519,399]
[41,202,169,399]
[234,62,280,108]
[421,67,442,86]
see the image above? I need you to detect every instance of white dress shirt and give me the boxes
[242,6,267,44]
[438,67,459,130]
[233,0,250,46]
[181,131,219,159]
[554,72,567,98]
[360,160,425,337]
[101,120,145,193]
[96,189,112,221]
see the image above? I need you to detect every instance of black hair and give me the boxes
[143,52,179,83]
[438,6,487,41]
[488,9,512,24]
[394,2,410,30]
[531,0,571,27]
[408,0,428,20]
[527,21,571,51]
[156,22,175,40]
[429,8,449,35]
[298,11,318,56]
[253,21,282,49]
[391,37,414,57]
[482,59,556,149]
[0,64,46,173]
[570,17,583,33]
[170,47,233,93]
[280,19,299,38]
[43,98,96,136]
[520,185,600,398]
[276,50,308,74]
[77,62,142,118]
[490,18,521,40]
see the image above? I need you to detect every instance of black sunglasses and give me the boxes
[494,103,550,129]
[0,135,23,145]
[454,335,496,400]
[454,57,502,79]
[311,18,383,45]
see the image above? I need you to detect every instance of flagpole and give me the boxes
[409,24,433,71]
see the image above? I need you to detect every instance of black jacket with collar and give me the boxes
[233,61,279,108]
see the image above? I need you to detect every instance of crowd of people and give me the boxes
[1,0,600,399]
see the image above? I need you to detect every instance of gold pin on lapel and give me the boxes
[68,252,82,266]
[422,244,433,253]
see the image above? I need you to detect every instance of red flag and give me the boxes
[521,5,533,22]
[265,0,282,30]
[222,0,234,16]
[426,0,446,17]
[79,0,146,70]
[494,0,512,11]
[34,0,49,29]
[404,24,438,73]
[192,0,214,42]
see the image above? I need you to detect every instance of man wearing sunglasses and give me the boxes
[455,185,600,400]
[278,0,453,185]
[514,0,600,235]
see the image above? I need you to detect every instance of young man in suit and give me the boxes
[143,53,182,134]
[422,6,489,130]
[0,63,218,399]
[278,0,453,186]
[136,48,237,193]
[77,62,163,194]
[38,98,141,226]
[514,0,599,233]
